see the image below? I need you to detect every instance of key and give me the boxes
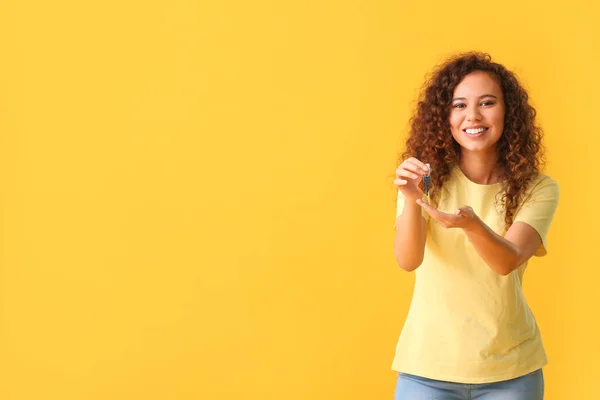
[423,163,431,196]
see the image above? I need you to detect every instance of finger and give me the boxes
[456,206,473,216]
[417,200,456,222]
[407,157,427,170]
[396,168,421,180]
[406,158,430,174]
[394,179,408,186]
[397,161,425,176]
[419,205,448,228]
[416,199,441,217]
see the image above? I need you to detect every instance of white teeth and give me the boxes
[465,128,487,135]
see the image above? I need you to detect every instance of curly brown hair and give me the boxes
[398,51,546,229]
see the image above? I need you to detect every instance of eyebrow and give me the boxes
[452,94,498,101]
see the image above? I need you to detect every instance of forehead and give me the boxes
[453,71,503,97]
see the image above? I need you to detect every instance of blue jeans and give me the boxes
[394,369,544,400]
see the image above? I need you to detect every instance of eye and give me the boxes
[481,100,495,106]
[453,103,466,109]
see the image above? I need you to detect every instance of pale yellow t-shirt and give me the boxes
[392,165,559,383]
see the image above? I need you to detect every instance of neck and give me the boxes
[458,149,502,185]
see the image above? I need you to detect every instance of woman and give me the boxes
[392,52,559,399]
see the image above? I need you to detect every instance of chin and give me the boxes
[461,145,498,154]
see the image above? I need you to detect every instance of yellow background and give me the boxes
[0,1,597,399]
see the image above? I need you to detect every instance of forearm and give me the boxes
[463,217,520,275]
[394,201,427,271]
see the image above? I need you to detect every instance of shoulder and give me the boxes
[532,172,558,186]
[527,173,559,196]
[519,172,560,207]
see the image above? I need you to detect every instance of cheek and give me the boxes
[491,108,505,127]
[449,112,462,130]
[493,115,505,135]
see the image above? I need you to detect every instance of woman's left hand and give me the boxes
[416,199,478,230]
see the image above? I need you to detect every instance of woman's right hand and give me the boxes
[394,157,430,201]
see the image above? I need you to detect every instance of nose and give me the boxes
[466,107,482,121]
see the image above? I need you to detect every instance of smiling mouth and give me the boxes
[464,127,489,135]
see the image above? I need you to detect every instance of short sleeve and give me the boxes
[512,175,559,256]
[393,189,429,231]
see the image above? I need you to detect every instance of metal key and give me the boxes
[423,163,431,196]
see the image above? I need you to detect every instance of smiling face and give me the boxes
[449,71,505,155]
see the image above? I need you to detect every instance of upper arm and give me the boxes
[506,175,560,263]
[504,221,544,266]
